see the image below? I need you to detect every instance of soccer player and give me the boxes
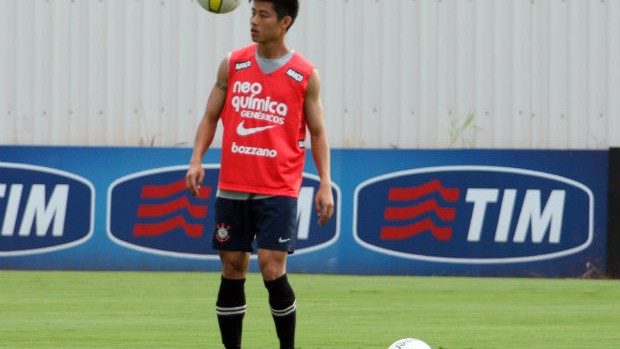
[185,1,334,348]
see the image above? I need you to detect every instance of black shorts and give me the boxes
[212,196,298,253]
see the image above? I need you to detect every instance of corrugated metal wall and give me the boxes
[1,0,619,148]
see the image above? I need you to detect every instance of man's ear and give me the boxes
[281,16,292,31]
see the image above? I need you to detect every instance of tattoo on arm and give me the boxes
[215,82,227,92]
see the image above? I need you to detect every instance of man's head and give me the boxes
[250,0,299,31]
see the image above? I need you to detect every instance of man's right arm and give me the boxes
[185,56,229,196]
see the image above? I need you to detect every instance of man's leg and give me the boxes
[259,249,296,349]
[216,251,250,349]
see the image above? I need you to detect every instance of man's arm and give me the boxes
[304,69,334,225]
[185,56,229,196]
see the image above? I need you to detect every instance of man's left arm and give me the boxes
[304,69,334,226]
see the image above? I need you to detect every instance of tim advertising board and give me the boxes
[107,165,339,259]
[0,147,607,276]
[354,166,593,264]
[0,162,94,256]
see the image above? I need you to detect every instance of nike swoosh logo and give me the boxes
[278,237,291,243]
[236,121,277,136]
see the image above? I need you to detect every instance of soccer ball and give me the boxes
[196,0,242,14]
[388,338,432,349]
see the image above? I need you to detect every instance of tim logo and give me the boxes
[107,167,339,258]
[107,166,218,259]
[354,166,593,264]
[0,163,94,256]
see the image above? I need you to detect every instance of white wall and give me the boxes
[1,0,619,148]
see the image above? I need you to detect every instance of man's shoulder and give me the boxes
[291,50,313,66]
[230,44,256,60]
[288,51,315,80]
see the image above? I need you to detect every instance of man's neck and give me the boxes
[255,41,290,59]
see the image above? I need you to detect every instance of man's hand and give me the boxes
[314,182,334,225]
[185,163,205,197]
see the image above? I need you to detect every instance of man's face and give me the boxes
[250,1,288,43]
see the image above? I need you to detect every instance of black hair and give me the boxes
[250,0,299,29]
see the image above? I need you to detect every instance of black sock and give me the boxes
[264,274,296,349]
[216,276,246,349]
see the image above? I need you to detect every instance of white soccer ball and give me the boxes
[388,338,432,349]
[196,0,242,14]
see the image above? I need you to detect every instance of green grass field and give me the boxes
[0,271,618,349]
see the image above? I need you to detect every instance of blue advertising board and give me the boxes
[0,146,608,277]
[608,148,620,278]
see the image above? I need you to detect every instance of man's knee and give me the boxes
[258,250,288,281]
[260,263,284,281]
[220,251,250,279]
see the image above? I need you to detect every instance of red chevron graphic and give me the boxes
[388,179,460,202]
[133,215,203,238]
[137,196,207,218]
[380,217,452,241]
[384,198,456,221]
[380,179,459,241]
[141,179,212,199]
